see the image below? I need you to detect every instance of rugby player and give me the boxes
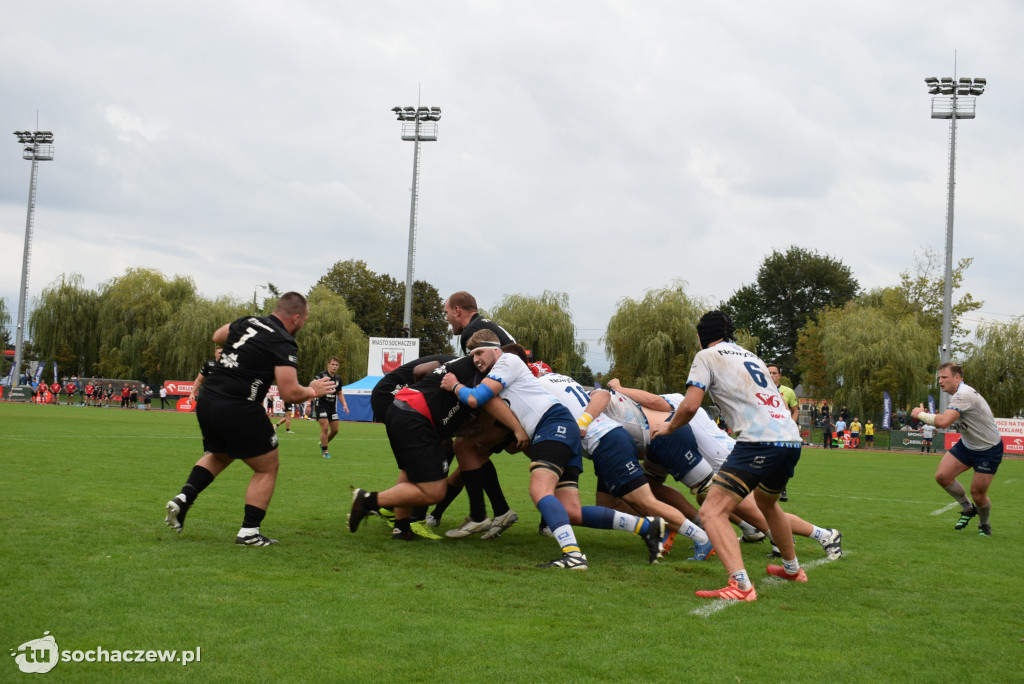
[348,354,528,541]
[440,331,611,570]
[651,311,808,601]
[188,346,222,405]
[610,379,843,561]
[312,357,349,458]
[434,291,516,534]
[532,364,709,563]
[911,363,1004,536]
[164,292,335,546]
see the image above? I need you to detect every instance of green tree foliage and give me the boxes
[723,246,860,385]
[897,246,982,357]
[489,291,588,379]
[604,281,710,393]
[95,268,199,381]
[815,300,935,419]
[409,280,450,356]
[961,318,1024,417]
[795,317,828,397]
[297,286,367,384]
[29,274,100,377]
[316,259,400,336]
[315,259,449,354]
[0,296,11,347]
[155,295,249,383]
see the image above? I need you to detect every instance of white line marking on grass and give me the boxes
[931,502,958,516]
[690,557,838,618]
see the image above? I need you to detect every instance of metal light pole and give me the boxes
[391,105,441,332]
[253,283,271,314]
[11,129,54,387]
[924,71,985,412]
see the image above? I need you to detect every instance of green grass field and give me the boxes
[2,402,1022,683]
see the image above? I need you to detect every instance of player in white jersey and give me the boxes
[652,311,809,601]
[534,367,713,561]
[912,362,1004,536]
[438,331,590,569]
[611,378,844,559]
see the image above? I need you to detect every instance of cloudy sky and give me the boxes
[2,1,1021,372]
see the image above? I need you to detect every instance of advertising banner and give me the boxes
[163,380,195,396]
[367,337,420,376]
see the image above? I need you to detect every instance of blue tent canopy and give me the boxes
[339,376,382,422]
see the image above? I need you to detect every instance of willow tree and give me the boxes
[296,286,366,384]
[29,274,100,377]
[488,291,586,378]
[897,246,981,357]
[96,268,198,381]
[0,297,9,378]
[154,295,249,382]
[817,301,936,419]
[0,296,11,346]
[961,318,1024,417]
[604,281,710,393]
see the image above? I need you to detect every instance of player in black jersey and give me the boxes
[348,356,528,541]
[313,357,349,458]
[164,292,335,546]
[188,346,222,405]
[370,353,456,423]
[444,290,515,354]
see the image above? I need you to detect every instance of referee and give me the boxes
[164,292,335,546]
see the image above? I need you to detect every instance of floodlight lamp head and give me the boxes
[924,77,938,85]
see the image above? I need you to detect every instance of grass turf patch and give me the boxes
[2,402,1022,682]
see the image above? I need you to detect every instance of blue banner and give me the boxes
[2,361,13,386]
[53,361,58,384]
[882,391,892,430]
[33,363,44,386]
[927,395,935,414]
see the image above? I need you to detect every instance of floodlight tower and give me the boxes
[11,129,54,387]
[923,69,985,412]
[391,104,441,333]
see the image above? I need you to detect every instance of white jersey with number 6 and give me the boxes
[686,341,801,444]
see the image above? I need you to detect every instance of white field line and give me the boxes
[930,502,959,516]
[691,557,837,618]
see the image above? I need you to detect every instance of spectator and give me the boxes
[835,417,847,445]
[144,385,153,410]
[822,415,834,450]
[159,385,169,410]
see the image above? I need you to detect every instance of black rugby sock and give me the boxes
[181,466,215,504]
[480,460,510,516]
[242,504,267,529]
[431,482,464,518]
[462,468,488,522]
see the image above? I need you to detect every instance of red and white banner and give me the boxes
[944,418,1024,454]
[163,380,195,395]
[367,337,420,376]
